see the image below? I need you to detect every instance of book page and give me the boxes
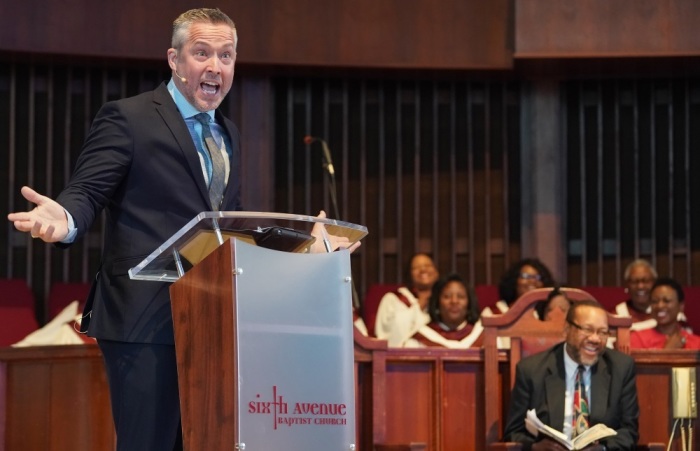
[571,423,617,449]
[525,409,617,450]
[525,410,572,449]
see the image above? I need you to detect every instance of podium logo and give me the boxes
[248,385,348,430]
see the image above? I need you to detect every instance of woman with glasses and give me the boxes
[630,277,700,350]
[488,258,555,316]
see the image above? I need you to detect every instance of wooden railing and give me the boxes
[1,339,697,450]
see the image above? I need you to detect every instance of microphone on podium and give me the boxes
[303,135,335,176]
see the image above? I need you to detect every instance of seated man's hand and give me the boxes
[532,437,569,450]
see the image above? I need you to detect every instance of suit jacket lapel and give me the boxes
[152,84,211,208]
[590,354,610,422]
[543,345,567,431]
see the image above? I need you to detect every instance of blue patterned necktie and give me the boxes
[194,113,225,210]
[573,365,589,437]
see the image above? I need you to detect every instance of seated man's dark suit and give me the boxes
[503,342,639,450]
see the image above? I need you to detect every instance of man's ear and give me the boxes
[167,49,178,71]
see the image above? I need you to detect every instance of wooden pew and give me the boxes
[1,336,697,450]
[0,345,114,451]
[354,332,699,450]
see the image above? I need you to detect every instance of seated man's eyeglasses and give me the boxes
[567,320,611,339]
[519,273,542,281]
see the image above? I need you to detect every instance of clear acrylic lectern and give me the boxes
[129,211,368,451]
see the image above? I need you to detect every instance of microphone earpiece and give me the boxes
[174,72,187,84]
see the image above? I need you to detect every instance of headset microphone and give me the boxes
[174,71,187,84]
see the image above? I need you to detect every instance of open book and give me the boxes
[524,409,616,450]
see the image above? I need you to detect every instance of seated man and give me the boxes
[503,300,639,450]
[614,259,657,331]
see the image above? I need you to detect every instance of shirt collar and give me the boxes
[167,78,215,121]
[563,343,590,377]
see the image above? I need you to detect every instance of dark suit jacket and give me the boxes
[56,82,243,344]
[503,342,639,450]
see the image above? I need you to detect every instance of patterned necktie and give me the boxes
[573,365,589,437]
[194,113,226,210]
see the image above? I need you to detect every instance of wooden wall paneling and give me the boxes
[564,79,700,288]
[272,78,521,298]
[1,62,171,324]
[515,0,700,58]
[238,76,275,212]
[2,63,17,278]
[0,0,512,70]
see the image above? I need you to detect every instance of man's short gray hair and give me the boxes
[171,8,236,50]
[623,258,658,281]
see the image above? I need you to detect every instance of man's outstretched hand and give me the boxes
[7,186,69,243]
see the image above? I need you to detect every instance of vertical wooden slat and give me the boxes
[484,83,492,284]
[413,82,421,252]
[449,83,457,272]
[395,82,404,283]
[377,82,386,282]
[6,64,17,277]
[27,67,36,289]
[322,81,331,216]
[79,71,91,280]
[684,80,692,282]
[60,68,73,281]
[431,82,440,264]
[466,84,476,284]
[359,81,368,288]
[649,84,657,267]
[667,81,675,277]
[578,83,587,285]
[428,81,442,266]
[42,67,55,321]
[595,82,604,284]
[613,82,622,285]
[501,83,512,279]
[632,81,640,259]
[285,79,294,212]
[303,80,312,212]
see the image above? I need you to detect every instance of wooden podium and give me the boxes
[129,211,367,451]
